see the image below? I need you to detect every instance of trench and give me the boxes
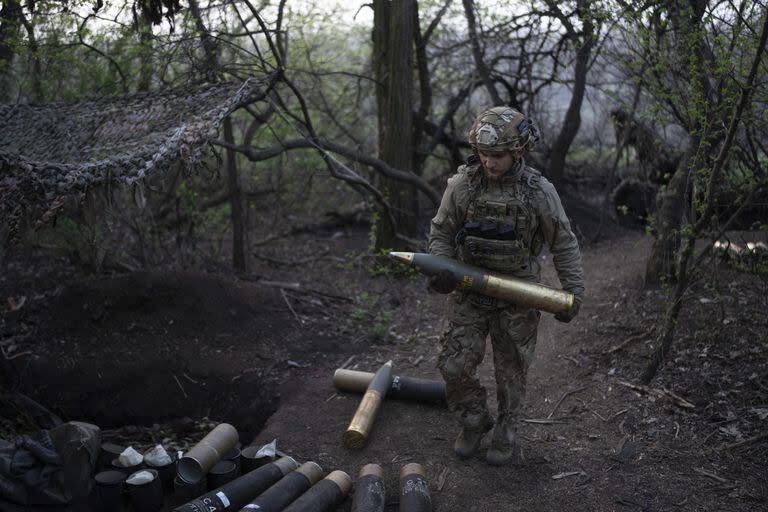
[2,354,282,444]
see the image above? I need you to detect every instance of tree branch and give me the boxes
[212,137,442,207]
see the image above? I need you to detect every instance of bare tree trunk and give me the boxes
[412,0,431,176]
[18,9,42,102]
[644,0,712,284]
[373,0,419,250]
[547,0,595,184]
[462,0,502,105]
[189,0,246,270]
[0,0,21,102]
[136,18,153,92]
[642,8,768,381]
[224,117,247,272]
[188,0,218,81]
[644,147,694,284]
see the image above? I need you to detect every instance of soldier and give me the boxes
[428,106,584,465]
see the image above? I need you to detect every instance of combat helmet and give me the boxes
[468,106,539,153]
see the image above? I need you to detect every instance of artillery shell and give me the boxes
[177,423,239,484]
[351,464,385,512]
[282,470,352,512]
[237,461,324,512]
[389,252,574,314]
[333,369,446,404]
[343,361,393,449]
[173,456,298,512]
[399,463,431,512]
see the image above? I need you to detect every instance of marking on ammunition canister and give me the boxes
[368,480,386,497]
[392,376,402,390]
[403,477,431,497]
[216,491,230,507]
[458,275,474,289]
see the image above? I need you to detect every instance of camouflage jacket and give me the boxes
[428,159,585,299]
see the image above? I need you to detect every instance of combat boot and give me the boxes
[486,421,516,466]
[453,414,493,459]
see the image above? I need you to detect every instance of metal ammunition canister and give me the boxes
[207,460,238,490]
[173,456,298,512]
[177,423,239,484]
[399,463,431,512]
[351,464,385,512]
[343,361,393,449]
[389,252,574,314]
[237,461,324,512]
[333,369,446,404]
[281,470,352,512]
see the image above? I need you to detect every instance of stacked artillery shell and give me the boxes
[177,423,239,484]
[343,361,393,449]
[389,252,574,314]
[282,470,352,512]
[399,464,431,512]
[237,461,324,512]
[333,369,446,404]
[173,456,298,512]
[351,464,385,512]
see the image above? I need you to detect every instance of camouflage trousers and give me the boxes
[437,294,540,430]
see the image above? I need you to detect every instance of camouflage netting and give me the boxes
[0,75,275,236]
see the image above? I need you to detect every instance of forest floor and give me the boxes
[1,215,767,511]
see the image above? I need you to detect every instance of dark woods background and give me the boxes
[1,0,767,383]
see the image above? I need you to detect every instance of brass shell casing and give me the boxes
[400,463,425,479]
[296,461,325,485]
[357,463,384,479]
[326,470,353,495]
[274,456,300,476]
[177,423,239,484]
[483,273,574,313]
[390,252,575,314]
[333,368,372,391]
[343,390,383,449]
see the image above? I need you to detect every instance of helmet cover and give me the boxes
[468,106,539,153]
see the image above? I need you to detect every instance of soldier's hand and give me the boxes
[555,295,581,323]
[428,270,457,294]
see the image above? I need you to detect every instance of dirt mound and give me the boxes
[38,271,282,340]
[2,271,305,437]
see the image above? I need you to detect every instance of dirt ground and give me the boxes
[1,220,767,511]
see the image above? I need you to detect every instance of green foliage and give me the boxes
[35,215,107,270]
[351,290,395,342]
[175,181,230,236]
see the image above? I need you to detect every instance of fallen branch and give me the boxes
[603,327,655,355]
[281,289,303,325]
[238,276,352,302]
[254,280,300,290]
[172,374,188,398]
[437,466,450,491]
[520,418,570,424]
[552,470,586,480]
[718,431,768,451]
[548,385,590,419]
[617,380,696,410]
[588,408,607,421]
[1,346,32,360]
[694,468,728,483]
[611,409,629,420]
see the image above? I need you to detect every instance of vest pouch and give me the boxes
[462,235,528,272]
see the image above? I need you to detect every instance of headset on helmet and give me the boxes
[468,106,539,153]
